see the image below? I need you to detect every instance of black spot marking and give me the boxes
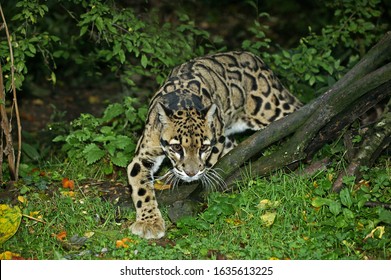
[265,102,271,110]
[138,188,147,196]
[131,163,141,177]
[145,196,150,203]
[273,97,280,106]
[212,146,219,154]
[269,108,282,122]
[136,200,142,208]
[160,139,169,147]
[141,159,153,169]
[218,136,226,143]
[251,95,263,115]
[283,103,291,110]
[202,88,211,99]
[255,119,268,126]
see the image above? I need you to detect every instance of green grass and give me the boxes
[1,159,391,260]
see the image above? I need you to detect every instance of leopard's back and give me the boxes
[148,51,301,135]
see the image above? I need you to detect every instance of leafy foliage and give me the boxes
[1,0,216,92]
[0,0,59,90]
[53,97,147,172]
[75,1,213,85]
[243,0,386,99]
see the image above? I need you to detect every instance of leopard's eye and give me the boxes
[199,144,210,152]
[170,144,182,152]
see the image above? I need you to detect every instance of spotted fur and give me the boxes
[127,51,302,239]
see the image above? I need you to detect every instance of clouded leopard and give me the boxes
[127,51,302,239]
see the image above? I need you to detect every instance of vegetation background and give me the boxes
[0,0,390,260]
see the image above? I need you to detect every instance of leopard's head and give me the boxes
[157,103,220,183]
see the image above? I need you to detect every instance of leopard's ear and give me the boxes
[157,102,173,124]
[205,104,217,124]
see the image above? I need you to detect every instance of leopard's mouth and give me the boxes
[173,168,204,182]
[159,168,226,190]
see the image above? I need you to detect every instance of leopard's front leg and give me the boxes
[127,153,165,239]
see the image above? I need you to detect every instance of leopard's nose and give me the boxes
[183,164,202,177]
[184,169,198,177]
[185,170,197,177]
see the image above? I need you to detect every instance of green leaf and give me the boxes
[118,49,126,64]
[342,208,355,220]
[334,215,349,228]
[379,209,391,224]
[102,103,124,122]
[340,188,353,208]
[311,197,333,208]
[22,143,40,161]
[50,71,57,85]
[79,25,89,37]
[111,135,133,150]
[83,143,106,165]
[27,43,36,55]
[111,152,129,167]
[329,201,341,216]
[53,135,65,142]
[95,16,104,32]
[141,54,148,68]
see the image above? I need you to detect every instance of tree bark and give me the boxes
[332,97,391,192]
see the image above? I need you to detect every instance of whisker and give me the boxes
[204,168,227,191]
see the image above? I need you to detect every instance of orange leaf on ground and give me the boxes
[52,231,67,241]
[62,178,75,190]
[115,237,136,248]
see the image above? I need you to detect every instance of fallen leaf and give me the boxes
[29,211,41,218]
[53,231,67,241]
[260,211,277,227]
[60,190,75,197]
[225,218,243,226]
[116,237,136,248]
[84,231,95,238]
[62,178,75,190]
[154,180,171,191]
[257,199,280,210]
[364,226,385,241]
[0,251,22,260]
[17,196,27,204]
[0,204,22,246]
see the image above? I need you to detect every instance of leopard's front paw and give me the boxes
[130,218,165,239]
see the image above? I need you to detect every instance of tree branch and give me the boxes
[0,5,22,181]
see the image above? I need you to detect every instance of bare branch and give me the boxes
[0,4,22,181]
